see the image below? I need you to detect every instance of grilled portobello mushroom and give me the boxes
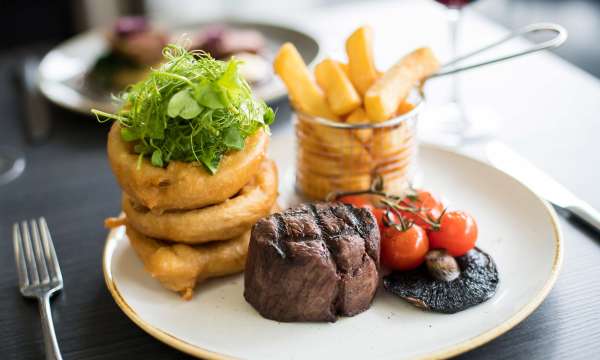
[383,247,499,314]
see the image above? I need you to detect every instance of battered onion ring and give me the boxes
[123,160,278,244]
[127,225,250,300]
[107,123,269,211]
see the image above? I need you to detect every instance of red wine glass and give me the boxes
[427,0,497,145]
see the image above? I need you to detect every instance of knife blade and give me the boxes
[486,141,600,232]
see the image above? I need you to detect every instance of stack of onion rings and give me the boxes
[106,122,279,299]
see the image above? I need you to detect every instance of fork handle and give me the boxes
[38,294,62,360]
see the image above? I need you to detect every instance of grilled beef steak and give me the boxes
[244,202,380,322]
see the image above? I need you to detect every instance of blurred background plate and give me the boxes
[37,20,320,115]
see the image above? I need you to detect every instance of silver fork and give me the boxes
[13,217,63,360]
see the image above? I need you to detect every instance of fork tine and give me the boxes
[39,217,62,282]
[30,219,50,284]
[20,221,40,286]
[13,223,29,288]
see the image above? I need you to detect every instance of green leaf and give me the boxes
[151,149,164,167]
[218,60,243,98]
[167,89,202,119]
[264,106,275,125]
[145,110,165,139]
[223,127,244,150]
[200,153,220,174]
[201,110,213,124]
[194,81,225,109]
[120,127,139,141]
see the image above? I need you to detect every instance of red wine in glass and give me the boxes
[435,0,478,8]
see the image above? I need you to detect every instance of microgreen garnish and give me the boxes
[92,44,274,174]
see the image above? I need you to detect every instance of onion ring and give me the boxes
[123,160,278,243]
[127,225,250,300]
[107,123,269,211]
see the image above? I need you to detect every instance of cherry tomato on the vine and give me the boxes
[338,195,375,210]
[381,224,429,270]
[371,207,397,236]
[428,210,477,256]
[399,190,444,230]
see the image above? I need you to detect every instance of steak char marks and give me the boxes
[244,202,380,322]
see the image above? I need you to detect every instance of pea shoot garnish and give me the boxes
[92,44,274,174]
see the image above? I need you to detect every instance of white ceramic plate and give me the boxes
[38,20,319,114]
[103,138,562,360]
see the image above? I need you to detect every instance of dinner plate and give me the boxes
[38,20,319,114]
[103,136,563,360]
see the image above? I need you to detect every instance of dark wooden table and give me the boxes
[2,4,600,360]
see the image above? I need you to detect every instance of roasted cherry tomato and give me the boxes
[338,195,375,210]
[381,224,429,270]
[371,207,397,236]
[428,211,478,256]
[399,190,444,230]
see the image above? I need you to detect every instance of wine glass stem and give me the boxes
[448,8,460,101]
[447,7,469,133]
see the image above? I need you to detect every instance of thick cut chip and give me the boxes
[336,61,350,78]
[315,58,361,116]
[274,42,337,119]
[365,47,439,122]
[346,26,379,96]
[345,107,372,143]
[296,115,371,160]
[396,101,416,116]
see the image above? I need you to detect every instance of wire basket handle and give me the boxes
[431,22,567,78]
